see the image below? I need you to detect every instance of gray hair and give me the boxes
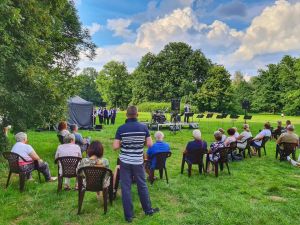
[193,129,201,140]
[154,131,164,140]
[15,132,27,142]
[63,133,75,144]
[287,125,295,132]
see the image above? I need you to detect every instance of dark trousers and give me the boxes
[21,161,51,181]
[111,116,116,125]
[104,117,109,125]
[93,117,96,125]
[99,116,104,124]
[184,115,189,123]
[120,161,152,219]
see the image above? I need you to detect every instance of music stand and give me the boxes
[221,113,228,119]
[243,115,252,124]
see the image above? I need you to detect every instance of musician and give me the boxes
[184,103,190,123]
[93,108,97,125]
[110,108,117,125]
[103,107,110,125]
[97,107,104,124]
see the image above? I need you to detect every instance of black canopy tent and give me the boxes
[68,96,93,129]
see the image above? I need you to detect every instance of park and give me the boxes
[1,0,300,225]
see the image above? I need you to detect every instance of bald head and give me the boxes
[126,106,138,118]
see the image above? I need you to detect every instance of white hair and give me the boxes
[15,132,27,142]
[63,133,75,144]
[193,129,201,140]
[154,131,164,140]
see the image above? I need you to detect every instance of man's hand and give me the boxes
[113,139,121,150]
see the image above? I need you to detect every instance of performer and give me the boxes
[110,108,117,125]
[184,103,190,123]
[103,107,109,125]
[93,107,97,126]
[98,107,104,124]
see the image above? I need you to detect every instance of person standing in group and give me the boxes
[113,106,159,223]
[98,107,104,125]
[110,108,117,125]
[184,103,190,123]
[103,107,109,125]
[93,108,97,126]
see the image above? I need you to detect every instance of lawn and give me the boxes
[0,112,300,225]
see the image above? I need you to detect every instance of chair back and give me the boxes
[185,149,206,164]
[78,167,112,192]
[215,147,229,163]
[246,137,253,148]
[2,152,24,173]
[261,136,270,147]
[282,142,297,156]
[55,156,82,177]
[228,141,237,153]
[152,152,171,169]
[57,134,64,144]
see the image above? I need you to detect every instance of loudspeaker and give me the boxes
[242,100,250,110]
[171,99,180,111]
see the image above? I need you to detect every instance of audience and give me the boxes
[184,129,207,162]
[224,128,236,147]
[70,124,90,152]
[233,127,239,139]
[207,131,225,171]
[237,124,252,149]
[145,131,170,178]
[273,121,283,139]
[11,132,56,182]
[218,128,227,142]
[58,121,70,137]
[250,123,271,154]
[55,133,82,190]
[277,125,299,160]
[77,140,109,199]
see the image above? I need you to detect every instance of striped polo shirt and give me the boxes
[115,118,150,165]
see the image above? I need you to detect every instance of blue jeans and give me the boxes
[120,161,152,219]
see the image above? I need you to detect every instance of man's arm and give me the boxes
[29,150,41,161]
[113,139,121,150]
[252,134,263,141]
[236,134,244,141]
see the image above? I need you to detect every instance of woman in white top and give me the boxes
[237,124,252,149]
[224,128,237,147]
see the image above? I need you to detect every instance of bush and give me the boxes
[137,102,198,113]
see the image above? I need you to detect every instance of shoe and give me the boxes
[145,207,160,216]
[47,177,57,182]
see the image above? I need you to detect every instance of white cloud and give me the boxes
[232,0,300,61]
[86,23,102,36]
[107,18,135,40]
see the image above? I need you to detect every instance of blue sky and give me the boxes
[75,0,300,78]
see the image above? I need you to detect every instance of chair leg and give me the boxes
[188,164,192,177]
[226,162,230,175]
[77,190,85,214]
[6,171,12,188]
[220,163,224,171]
[258,148,261,157]
[292,151,296,160]
[248,147,252,158]
[214,161,218,177]
[164,168,169,184]
[198,163,202,174]
[205,155,209,172]
[275,148,279,159]
[57,176,63,193]
[149,170,154,184]
[103,188,108,214]
[19,173,26,192]
[38,171,41,183]
[159,169,163,179]
[181,155,185,174]
[264,147,266,156]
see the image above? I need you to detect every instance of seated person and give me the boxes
[276,125,299,158]
[70,124,90,152]
[77,140,109,199]
[218,128,227,142]
[237,124,252,149]
[273,121,283,139]
[224,128,236,147]
[183,129,207,162]
[145,131,170,177]
[11,132,57,182]
[233,127,239,139]
[58,121,70,137]
[55,133,82,190]
[207,131,225,171]
[250,123,272,153]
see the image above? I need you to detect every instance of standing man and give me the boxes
[110,108,117,125]
[113,106,159,223]
[98,107,104,125]
[93,107,97,126]
[184,103,190,123]
[103,107,109,125]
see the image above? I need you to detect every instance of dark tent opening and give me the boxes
[68,96,93,129]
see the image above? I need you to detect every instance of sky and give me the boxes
[75,0,300,78]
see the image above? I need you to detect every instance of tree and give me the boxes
[75,68,102,105]
[194,65,233,112]
[0,0,95,134]
[96,61,132,109]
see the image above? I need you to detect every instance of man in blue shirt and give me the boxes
[146,131,170,172]
[113,106,159,223]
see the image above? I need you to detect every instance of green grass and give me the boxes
[1,112,300,225]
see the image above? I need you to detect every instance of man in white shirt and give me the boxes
[237,124,252,149]
[55,133,82,190]
[11,132,56,182]
[251,123,271,152]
